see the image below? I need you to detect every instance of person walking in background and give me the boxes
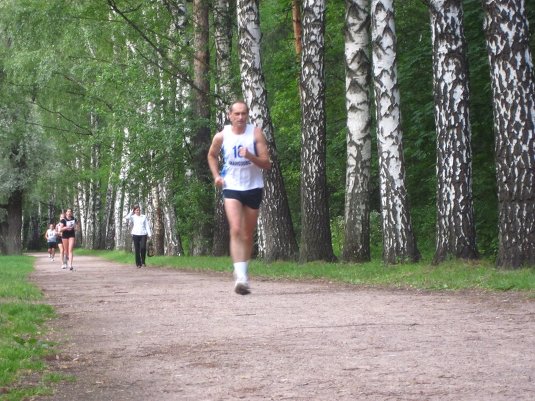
[125,205,152,268]
[60,208,78,271]
[44,223,57,261]
[207,100,271,295]
[55,212,65,268]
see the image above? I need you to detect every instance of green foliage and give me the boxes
[395,0,436,256]
[173,176,216,254]
[394,0,515,257]
[464,0,499,257]
[0,256,57,399]
[1,0,533,259]
[260,0,303,229]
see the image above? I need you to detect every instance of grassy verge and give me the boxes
[0,256,57,400]
[76,249,535,293]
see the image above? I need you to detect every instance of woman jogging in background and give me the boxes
[60,208,78,271]
[125,205,152,268]
[44,223,57,261]
[55,212,65,268]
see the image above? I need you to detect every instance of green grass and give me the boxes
[76,249,535,293]
[0,256,56,400]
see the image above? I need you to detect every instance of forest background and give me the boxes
[0,0,534,266]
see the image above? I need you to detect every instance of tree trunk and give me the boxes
[212,0,234,256]
[102,141,117,250]
[103,183,116,250]
[0,189,24,255]
[429,0,478,264]
[237,0,299,262]
[299,0,335,262]
[159,178,184,256]
[115,184,131,252]
[342,0,372,263]
[88,139,102,250]
[75,156,86,247]
[114,129,131,251]
[292,0,303,56]
[192,0,210,176]
[211,188,230,256]
[150,185,165,255]
[371,0,419,264]
[155,9,185,257]
[214,0,235,131]
[24,212,41,251]
[190,0,212,256]
[482,0,535,268]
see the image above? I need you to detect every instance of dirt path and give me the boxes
[30,253,535,401]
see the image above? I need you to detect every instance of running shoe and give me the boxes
[234,281,250,295]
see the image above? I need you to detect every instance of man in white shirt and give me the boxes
[207,101,271,295]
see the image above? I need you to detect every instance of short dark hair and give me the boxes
[229,100,249,113]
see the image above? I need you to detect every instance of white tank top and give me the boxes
[220,124,264,191]
[46,229,57,241]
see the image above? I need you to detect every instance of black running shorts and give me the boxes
[223,188,263,209]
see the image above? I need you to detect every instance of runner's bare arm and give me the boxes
[208,132,225,187]
[240,127,271,170]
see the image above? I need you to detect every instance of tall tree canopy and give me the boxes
[0,0,533,269]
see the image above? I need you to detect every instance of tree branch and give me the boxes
[23,120,90,136]
[106,0,208,96]
[59,73,115,112]
[31,101,93,135]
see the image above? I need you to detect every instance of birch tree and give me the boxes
[342,0,372,262]
[371,0,419,264]
[237,0,298,261]
[299,0,335,262]
[428,0,478,263]
[214,0,235,131]
[155,2,184,256]
[102,140,119,249]
[114,129,132,251]
[482,0,535,268]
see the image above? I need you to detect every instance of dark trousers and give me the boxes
[132,235,148,266]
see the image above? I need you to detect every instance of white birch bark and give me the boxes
[114,128,131,250]
[214,0,234,131]
[149,184,164,255]
[75,156,87,247]
[371,0,419,264]
[163,0,187,256]
[343,0,372,262]
[482,0,535,268]
[236,0,298,261]
[103,161,116,250]
[429,0,478,263]
[298,0,335,262]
